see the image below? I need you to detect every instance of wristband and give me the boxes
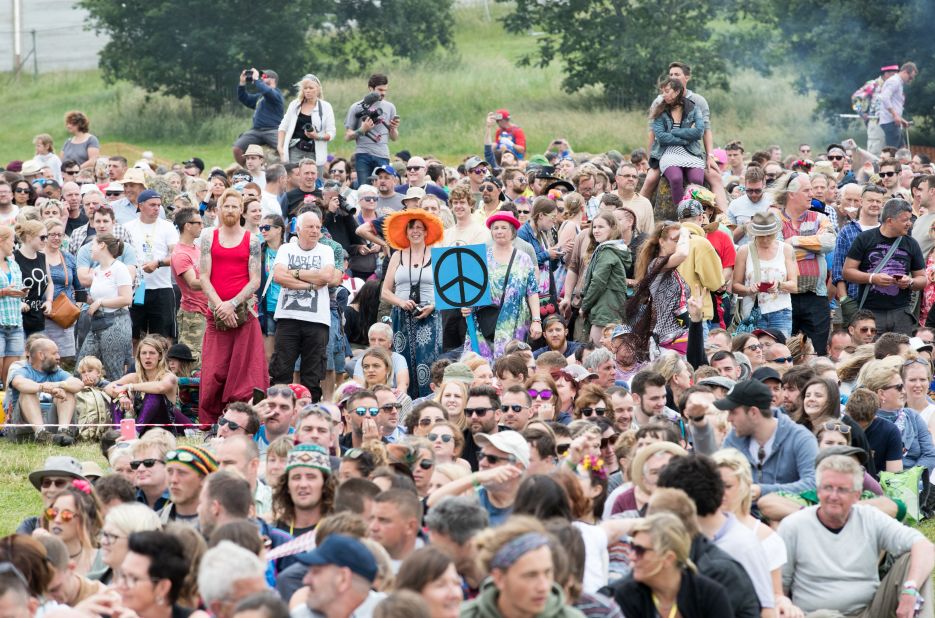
[471,474,481,490]
[901,588,919,597]
[869,273,874,286]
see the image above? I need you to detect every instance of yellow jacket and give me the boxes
[677,221,725,320]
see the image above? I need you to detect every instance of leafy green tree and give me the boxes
[769,0,935,138]
[79,0,314,111]
[499,0,728,109]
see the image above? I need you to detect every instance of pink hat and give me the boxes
[486,212,521,230]
[711,148,728,165]
[289,384,311,400]
[881,65,899,73]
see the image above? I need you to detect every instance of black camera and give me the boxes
[243,69,253,83]
[303,123,314,134]
[409,287,421,307]
[336,194,356,216]
[354,92,384,124]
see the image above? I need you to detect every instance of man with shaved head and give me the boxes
[395,155,448,203]
[60,181,87,235]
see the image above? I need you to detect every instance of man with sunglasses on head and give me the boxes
[129,439,169,511]
[17,456,86,535]
[255,385,297,457]
[159,445,218,525]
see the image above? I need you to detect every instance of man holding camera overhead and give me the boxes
[345,73,400,189]
[233,68,285,167]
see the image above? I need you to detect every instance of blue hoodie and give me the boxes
[724,411,819,495]
[876,408,935,470]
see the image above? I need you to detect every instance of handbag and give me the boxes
[476,250,516,340]
[732,241,763,334]
[48,263,80,329]
[213,301,250,332]
[858,236,902,311]
[90,310,117,332]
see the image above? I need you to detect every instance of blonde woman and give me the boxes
[277,74,336,167]
[0,225,26,384]
[714,449,796,616]
[14,218,53,337]
[434,380,467,430]
[43,218,80,367]
[104,335,182,434]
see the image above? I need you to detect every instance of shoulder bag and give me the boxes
[475,250,516,340]
[733,242,762,334]
[49,262,80,329]
[858,236,902,311]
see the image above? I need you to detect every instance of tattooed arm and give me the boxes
[230,235,261,307]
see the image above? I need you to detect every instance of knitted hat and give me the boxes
[285,444,331,476]
[165,446,218,477]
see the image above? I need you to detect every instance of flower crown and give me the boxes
[72,479,92,495]
[580,454,608,480]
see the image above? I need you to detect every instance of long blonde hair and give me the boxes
[294,75,323,104]
[135,335,171,383]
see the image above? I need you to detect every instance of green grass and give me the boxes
[1,6,835,170]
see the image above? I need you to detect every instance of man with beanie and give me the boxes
[159,445,218,525]
[273,444,334,539]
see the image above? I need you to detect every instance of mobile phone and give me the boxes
[120,418,136,441]
[757,281,773,292]
[252,388,266,405]
[893,274,904,281]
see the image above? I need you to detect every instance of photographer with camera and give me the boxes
[380,208,444,399]
[277,74,336,170]
[234,68,285,166]
[344,73,400,188]
[321,179,358,255]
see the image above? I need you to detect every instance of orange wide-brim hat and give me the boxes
[383,208,445,250]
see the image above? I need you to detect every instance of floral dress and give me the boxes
[465,247,538,361]
[921,250,935,325]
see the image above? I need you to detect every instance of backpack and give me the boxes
[76,387,112,441]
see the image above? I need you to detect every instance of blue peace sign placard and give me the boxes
[432,244,492,310]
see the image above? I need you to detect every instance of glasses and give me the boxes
[481,186,497,192]
[744,343,762,352]
[105,191,123,196]
[380,403,402,412]
[820,421,852,435]
[622,537,654,559]
[500,404,527,413]
[360,196,378,202]
[355,406,380,417]
[881,383,904,392]
[344,448,366,460]
[259,224,274,232]
[98,530,124,545]
[406,166,425,172]
[828,155,845,161]
[267,385,294,398]
[428,433,454,443]
[858,326,877,334]
[418,416,445,426]
[600,436,614,449]
[756,445,766,473]
[513,343,531,351]
[218,417,242,431]
[129,458,163,470]
[528,388,553,400]
[418,459,434,470]
[40,478,70,490]
[580,406,606,417]
[47,233,63,238]
[745,188,763,195]
[465,407,492,417]
[45,507,77,522]
[63,169,80,175]
[479,451,516,465]
[770,356,794,364]
[14,188,30,193]
[879,171,897,177]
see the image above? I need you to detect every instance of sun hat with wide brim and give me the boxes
[383,208,445,250]
[29,456,86,490]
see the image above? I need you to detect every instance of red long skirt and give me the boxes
[198,314,269,425]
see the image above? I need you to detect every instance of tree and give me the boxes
[770,0,935,140]
[308,0,456,76]
[80,0,315,111]
[499,0,728,109]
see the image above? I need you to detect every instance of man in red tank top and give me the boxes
[198,188,269,425]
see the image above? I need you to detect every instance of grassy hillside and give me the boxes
[1,6,835,170]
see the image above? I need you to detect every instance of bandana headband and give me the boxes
[490,533,550,572]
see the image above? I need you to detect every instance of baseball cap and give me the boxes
[752,328,786,345]
[677,199,705,220]
[295,534,378,583]
[137,189,161,205]
[881,65,899,73]
[909,337,933,353]
[464,156,488,172]
[371,164,397,179]
[751,367,782,384]
[402,186,426,202]
[183,157,205,173]
[495,108,510,120]
[442,362,474,384]
[475,430,530,468]
[713,379,773,411]
[562,364,598,384]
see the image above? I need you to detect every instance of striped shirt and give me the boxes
[0,257,24,327]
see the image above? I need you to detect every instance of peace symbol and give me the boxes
[435,248,489,308]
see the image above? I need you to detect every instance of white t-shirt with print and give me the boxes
[124,218,179,289]
[90,260,132,313]
[273,241,334,326]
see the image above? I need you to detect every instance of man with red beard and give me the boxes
[199,189,269,425]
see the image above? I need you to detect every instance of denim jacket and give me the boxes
[650,98,706,161]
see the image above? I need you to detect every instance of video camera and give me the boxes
[354,92,384,124]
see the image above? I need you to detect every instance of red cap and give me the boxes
[289,384,311,400]
[496,108,510,120]
[881,65,899,73]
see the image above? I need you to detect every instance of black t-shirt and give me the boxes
[14,250,47,332]
[281,188,322,222]
[65,211,88,235]
[846,228,924,310]
[292,112,312,140]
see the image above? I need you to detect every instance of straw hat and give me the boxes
[749,212,781,237]
[383,208,445,250]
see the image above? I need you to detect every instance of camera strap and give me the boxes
[408,247,429,300]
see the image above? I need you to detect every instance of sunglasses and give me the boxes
[858,326,877,334]
[259,224,276,232]
[428,433,454,443]
[165,449,197,463]
[344,448,366,459]
[821,421,852,435]
[744,188,763,195]
[406,166,425,171]
[580,406,606,417]
[63,169,80,175]
[355,406,380,417]
[622,537,654,559]
[528,388,553,400]
[470,168,487,175]
[879,171,897,177]
[828,155,845,161]
[267,385,294,398]
[479,451,516,465]
[745,343,762,352]
[360,196,378,202]
[770,356,794,364]
[600,436,614,449]
[44,507,77,522]
[218,417,242,431]
[40,478,70,489]
[418,459,434,470]
[380,403,402,412]
[881,383,904,392]
[556,443,571,455]
[106,191,123,196]
[129,458,163,470]
[481,186,497,192]
[14,188,31,193]
[517,209,531,215]
[500,404,526,413]
[465,407,492,417]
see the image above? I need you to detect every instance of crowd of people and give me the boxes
[1,59,935,618]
